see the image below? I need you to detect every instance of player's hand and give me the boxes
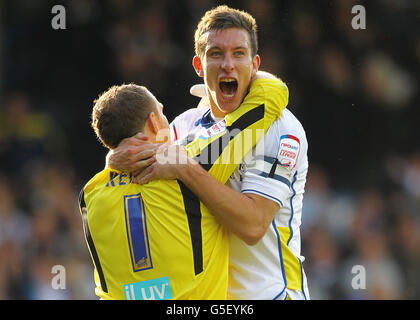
[190,84,210,110]
[107,132,163,176]
[133,145,195,184]
[190,84,207,98]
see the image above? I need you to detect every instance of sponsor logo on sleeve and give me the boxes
[278,135,300,170]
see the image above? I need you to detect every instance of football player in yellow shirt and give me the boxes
[79,77,288,300]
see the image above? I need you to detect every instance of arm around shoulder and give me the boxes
[176,163,279,245]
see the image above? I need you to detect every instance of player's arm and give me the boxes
[137,74,288,245]
[183,161,279,245]
[135,147,279,245]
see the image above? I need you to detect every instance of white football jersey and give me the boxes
[171,106,310,300]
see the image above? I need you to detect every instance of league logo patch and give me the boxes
[278,134,300,170]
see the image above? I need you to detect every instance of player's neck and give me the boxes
[210,110,224,122]
[209,101,227,120]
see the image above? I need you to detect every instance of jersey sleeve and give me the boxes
[170,111,191,143]
[241,112,308,207]
[185,78,289,185]
[170,108,206,143]
[169,122,178,142]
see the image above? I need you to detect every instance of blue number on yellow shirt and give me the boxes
[124,193,153,272]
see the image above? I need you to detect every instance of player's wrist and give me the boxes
[176,157,201,182]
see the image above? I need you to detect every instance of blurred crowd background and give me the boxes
[0,0,419,299]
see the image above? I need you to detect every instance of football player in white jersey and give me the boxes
[108,5,310,300]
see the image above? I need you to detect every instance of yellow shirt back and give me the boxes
[78,78,289,300]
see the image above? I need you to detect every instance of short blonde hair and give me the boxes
[194,5,258,58]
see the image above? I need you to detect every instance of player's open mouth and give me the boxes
[219,78,238,99]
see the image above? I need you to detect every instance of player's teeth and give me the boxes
[223,92,234,97]
[219,78,237,97]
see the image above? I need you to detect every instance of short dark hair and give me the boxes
[91,84,155,149]
[194,5,258,58]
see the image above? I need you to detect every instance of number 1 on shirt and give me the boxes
[124,193,153,272]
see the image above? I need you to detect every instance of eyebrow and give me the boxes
[207,45,249,51]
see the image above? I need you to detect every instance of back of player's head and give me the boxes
[194,5,258,58]
[91,84,155,149]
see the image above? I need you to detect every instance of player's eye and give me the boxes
[209,51,222,57]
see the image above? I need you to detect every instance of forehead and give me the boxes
[205,28,251,51]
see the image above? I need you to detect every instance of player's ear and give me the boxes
[146,112,160,135]
[193,56,204,77]
[251,54,261,78]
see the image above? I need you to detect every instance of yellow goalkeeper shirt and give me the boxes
[78,78,289,300]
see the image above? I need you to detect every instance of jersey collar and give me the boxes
[194,109,216,129]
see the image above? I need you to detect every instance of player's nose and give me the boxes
[221,54,234,72]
